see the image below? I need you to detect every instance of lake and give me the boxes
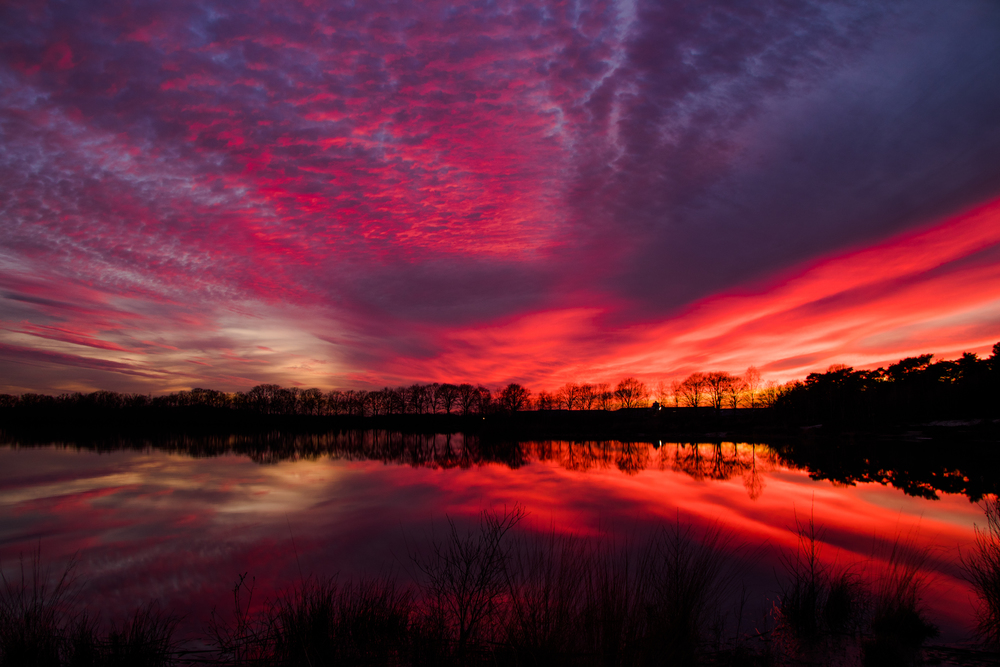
[0,431,991,658]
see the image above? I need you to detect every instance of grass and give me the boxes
[0,550,178,667]
[772,515,941,667]
[0,510,968,667]
[0,549,77,667]
[962,494,1000,647]
[92,602,178,667]
[500,530,589,664]
[205,508,748,666]
[862,535,938,666]
[776,512,865,643]
[644,521,742,664]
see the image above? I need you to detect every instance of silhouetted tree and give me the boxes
[535,391,556,410]
[248,384,282,414]
[654,381,671,407]
[759,380,786,408]
[616,441,649,475]
[414,506,525,658]
[456,384,477,416]
[595,383,614,410]
[744,366,762,409]
[186,388,227,409]
[9,341,997,429]
[614,377,648,408]
[407,384,430,414]
[325,389,344,414]
[475,386,493,414]
[339,389,364,416]
[677,373,707,408]
[498,384,531,413]
[955,352,987,383]
[557,383,582,409]
[705,372,734,411]
[368,389,391,416]
[298,388,324,415]
[886,354,933,382]
[279,387,300,414]
[436,383,459,414]
[390,387,407,415]
[725,375,746,410]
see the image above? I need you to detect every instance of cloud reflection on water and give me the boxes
[0,438,985,643]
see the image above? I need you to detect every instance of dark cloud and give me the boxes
[575,0,1000,314]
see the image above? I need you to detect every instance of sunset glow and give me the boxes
[2,1,1000,392]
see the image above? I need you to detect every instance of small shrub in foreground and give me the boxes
[862,535,938,667]
[962,494,1000,648]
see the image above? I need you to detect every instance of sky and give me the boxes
[1,0,1000,394]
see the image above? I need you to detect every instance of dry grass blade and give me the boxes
[0,549,79,666]
[863,533,938,666]
[962,494,1000,647]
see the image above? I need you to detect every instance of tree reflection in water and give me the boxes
[3,429,998,501]
[665,442,780,501]
[2,430,995,660]
[1,432,782,500]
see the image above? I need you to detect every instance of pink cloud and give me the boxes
[0,0,998,392]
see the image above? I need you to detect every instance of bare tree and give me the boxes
[535,391,557,410]
[427,383,442,414]
[759,380,789,407]
[578,383,597,410]
[654,381,671,407]
[744,366,762,409]
[614,377,648,408]
[407,384,434,414]
[437,383,459,414]
[595,383,614,410]
[341,390,356,415]
[725,375,747,410]
[325,389,346,414]
[345,389,369,416]
[557,383,582,410]
[387,387,407,414]
[705,372,735,411]
[457,384,478,416]
[281,387,301,414]
[368,388,391,416]
[248,384,282,414]
[298,388,324,415]
[498,383,531,413]
[475,386,493,414]
[677,373,707,408]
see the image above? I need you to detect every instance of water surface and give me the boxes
[0,433,987,645]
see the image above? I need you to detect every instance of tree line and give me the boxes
[0,378,660,418]
[773,342,1000,424]
[0,383,518,418]
[1,342,997,421]
[665,366,785,409]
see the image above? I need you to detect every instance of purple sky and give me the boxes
[2,0,1000,393]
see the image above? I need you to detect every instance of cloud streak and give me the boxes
[1,0,999,392]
